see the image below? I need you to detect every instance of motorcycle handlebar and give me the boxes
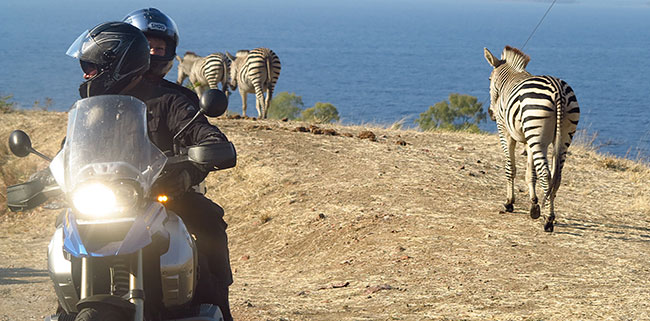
[167,142,237,171]
[6,143,236,212]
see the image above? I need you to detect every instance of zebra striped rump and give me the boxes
[226,48,281,118]
[484,46,580,232]
[176,51,229,96]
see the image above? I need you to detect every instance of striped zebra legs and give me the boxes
[254,86,265,118]
[500,126,551,222]
[524,145,541,219]
[499,130,517,213]
[534,149,552,223]
[263,80,276,119]
[239,87,249,117]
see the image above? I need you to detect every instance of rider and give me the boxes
[67,21,233,321]
[122,8,200,107]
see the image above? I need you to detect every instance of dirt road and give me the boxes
[2,112,649,320]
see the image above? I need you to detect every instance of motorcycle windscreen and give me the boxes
[62,95,166,194]
[58,95,169,257]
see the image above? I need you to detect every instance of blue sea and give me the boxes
[1,0,649,161]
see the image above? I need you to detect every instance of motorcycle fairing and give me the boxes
[63,202,169,257]
[48,225,79,314]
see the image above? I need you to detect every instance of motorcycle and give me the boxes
[7,90,235,321]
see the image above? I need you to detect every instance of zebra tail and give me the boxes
[544,97,564,206]
[265,55,273,86]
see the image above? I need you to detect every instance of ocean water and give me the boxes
[1,0,648,161]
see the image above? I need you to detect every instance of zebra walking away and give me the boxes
[226,48,281,118]
[484,46,580,232]
[176,51,230,98]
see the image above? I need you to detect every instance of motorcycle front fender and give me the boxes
[76,294,135,312]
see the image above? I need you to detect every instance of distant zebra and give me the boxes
[226,48,281,118]
[176,51,230,98]
[484,46,580,232]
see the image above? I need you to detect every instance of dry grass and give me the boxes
[1,111,649,321]
[0,134,39,194]
[0,111,67,215]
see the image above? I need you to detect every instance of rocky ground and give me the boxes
[1,111,649,320]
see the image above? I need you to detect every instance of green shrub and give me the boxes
[1,95,16,113]
[301,102,340,124]
[415,93,486,133]
[268,92,304,120]
[32,97,53,111]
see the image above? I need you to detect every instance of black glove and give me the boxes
[151,167,193,198]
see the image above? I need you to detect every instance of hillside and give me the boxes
[1,111,649,321]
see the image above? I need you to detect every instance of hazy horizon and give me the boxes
[0,0,648,160]
[2,0,650,9]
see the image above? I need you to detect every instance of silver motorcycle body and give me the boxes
[40,95,223,321]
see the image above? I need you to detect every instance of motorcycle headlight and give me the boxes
[72,181,140,219]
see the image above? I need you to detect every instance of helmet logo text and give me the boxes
[148,22,167,32]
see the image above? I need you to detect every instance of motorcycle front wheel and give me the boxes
[74,306,127,321]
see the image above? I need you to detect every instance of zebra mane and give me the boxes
[184,51,199,57]
[502,46,530,71]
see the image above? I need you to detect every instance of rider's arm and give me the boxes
[164,94,228,187]
[166,93,228,147]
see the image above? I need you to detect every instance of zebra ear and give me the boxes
[175,55,182,63]
[484,48,503,68]
[226,51,235,61]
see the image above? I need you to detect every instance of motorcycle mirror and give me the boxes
[172,89,228,143]
[8,130,52,161]
[199,89,228,117]
[8,130,33,157]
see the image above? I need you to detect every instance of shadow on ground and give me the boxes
[0,267,48,285]
[555,217,650,242]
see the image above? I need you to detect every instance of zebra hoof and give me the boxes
[530,204,541,219]
[544,220,554,232]
[504,203,514,213]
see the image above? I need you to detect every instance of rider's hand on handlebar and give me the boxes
[151,167,192,198]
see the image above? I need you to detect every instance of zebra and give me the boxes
[226,48,281,118]
[483,46,580,232]
[175,51,230,98]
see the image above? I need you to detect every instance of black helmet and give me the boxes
[67,22,150,98]
[123,8,179,76]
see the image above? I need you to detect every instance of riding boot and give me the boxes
[214,286,232,321]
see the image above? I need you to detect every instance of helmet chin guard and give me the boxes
[147,59,174,78]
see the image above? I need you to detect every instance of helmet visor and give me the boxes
[66,30,90,59]
[66,29,112,65]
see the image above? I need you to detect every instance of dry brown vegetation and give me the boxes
[1,111,649,321]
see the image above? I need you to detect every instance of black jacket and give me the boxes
[123,78,227,154]
[148,75,201,108]
[123,78,228,187]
